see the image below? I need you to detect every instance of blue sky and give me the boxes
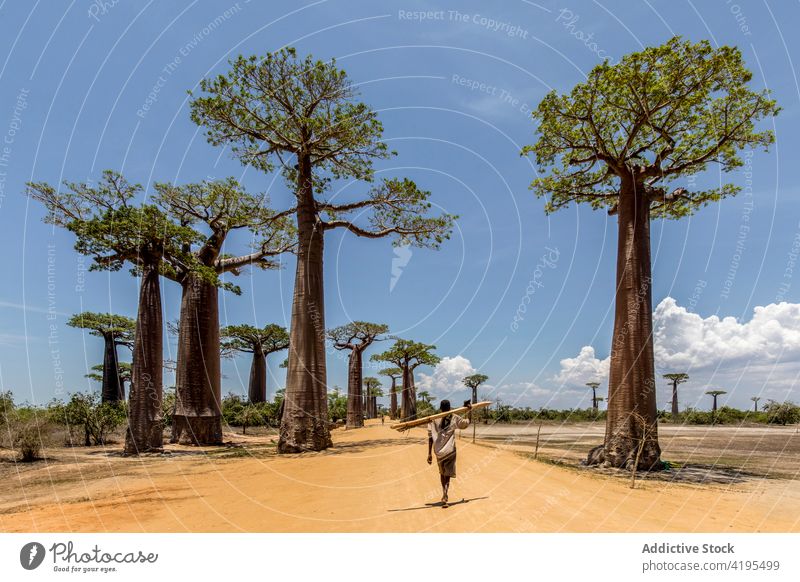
[1,0,799,412]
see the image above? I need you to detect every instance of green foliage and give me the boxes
[364,377,383,397]
[371,338,440,370]
[189,47,455,248]
[763,400,800,425]
[0,390,14,426]
[161,387,177,427]
[85,362,132,384]
[48,392,127,445]
[221,392,281,428]
[221,323,290,355]
[328,321,389,350]
[523,36,779,218]
[67,312,136,346]
[26,171,199,277]
[153,178,296,284]
[415,400,436,418]
[327,389,348,423]
[462,373,489,390]
[12,419,48,462]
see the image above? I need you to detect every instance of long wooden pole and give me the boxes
[390,401,492,431]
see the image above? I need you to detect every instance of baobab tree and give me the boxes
[462,373,489,404]
[380,367,403,419]
[221,324,290,404]
[27,171,198,453]
[154,179,294,445]
[189,48,456,452]
[463,373,488,443]
[524,37,779,469]
[706,390,727,424]
[67,312,135,403]
[586,382,601,412]
[363,377,382,419]
[663,373,689,421]
[751,396,761,413]
[328,322,388,428]
[86,362,132,397]
[371,339,440,421]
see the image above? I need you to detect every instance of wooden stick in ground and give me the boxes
[534,421,542,460]
[390,401,492,431]
[472,408,476,443]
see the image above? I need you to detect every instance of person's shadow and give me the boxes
[387,496,489,512]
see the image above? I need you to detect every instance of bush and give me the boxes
[763,400,800,425]
[11,420,48,462]
[48,392,126,445]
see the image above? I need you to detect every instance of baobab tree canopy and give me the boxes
[525,37,779,470]
[372,339,440,421]
[66,312,135,346]
[222,324,291,355]
[27,170,200,454]
[328,321,389,429]
[154,178,294,445]
[68,312,135,403]
[525,36,779,217]
[222,323,290,404]
[463,373,489,404]
[189,47,455,453]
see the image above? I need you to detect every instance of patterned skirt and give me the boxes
[437,450,457,478]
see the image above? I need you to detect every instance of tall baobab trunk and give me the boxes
[172,273,222,445]
[471,387,478,404]
[390,382,398,419]
[248,347,267,403]
[371,395,377,418]
[279,155,332,453]
[346,348,364,428]
[591,386,598,411]
[400,366,416,421]
[101,332,123,403]
[671,380,679,420]
[125,261,163,454]
[602,176,661,470]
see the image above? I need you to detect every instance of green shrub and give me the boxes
[12,419,48,462]
[48,392,126,445]
[763,400,800,425]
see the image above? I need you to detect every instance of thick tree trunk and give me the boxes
[346,348,364,428]
[390,380,398,419]
[599,177,661,470]
[471,387,477,404]
[101,333,123,403]
[400,365,417,421]
[671,382,679,421]
[248,348,267,403]
[124,261,163,454]
[592,387,598,411]
[172,273,222,445]
[370,396,377,418]
[279,156,332,453]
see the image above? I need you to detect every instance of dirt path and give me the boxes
[2,421,799,532]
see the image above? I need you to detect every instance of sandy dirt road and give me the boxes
[2,421,799,532]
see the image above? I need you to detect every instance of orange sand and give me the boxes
[2,420,799,532]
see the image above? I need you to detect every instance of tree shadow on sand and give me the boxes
[388,496,489,512]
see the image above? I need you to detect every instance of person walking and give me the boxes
[427,399,471,507]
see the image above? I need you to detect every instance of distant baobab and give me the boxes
[663,373,689,421]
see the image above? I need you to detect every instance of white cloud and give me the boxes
[553,297,800,408]
[416,355,475,399]
[553,345,610,388]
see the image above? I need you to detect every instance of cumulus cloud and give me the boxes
[553,297,800,408]
[552,346,610,388]
[416,355,475,398]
